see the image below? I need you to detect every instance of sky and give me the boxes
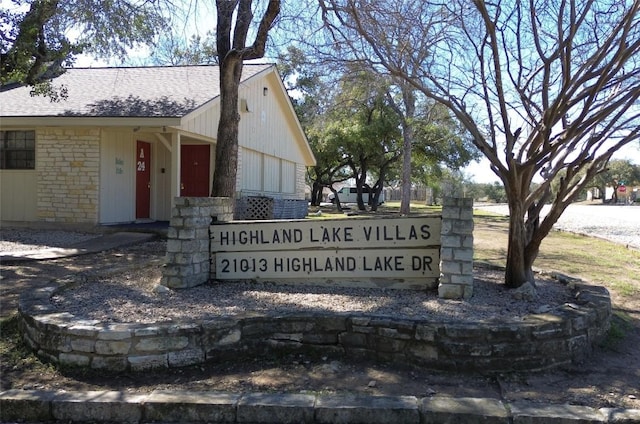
[465,143,640,184]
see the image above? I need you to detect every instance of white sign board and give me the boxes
[211,216,442,289]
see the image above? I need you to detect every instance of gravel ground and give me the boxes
[0,228,572,324]
[49,264,572,324]
[1,214,638,410]
[475,203,640,249]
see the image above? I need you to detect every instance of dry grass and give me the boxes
[473,209,640,298]
[310,201,640,298]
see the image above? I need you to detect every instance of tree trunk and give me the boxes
[400,86,415,215]
[311,180,323,206]
[504,199,535,288]
[353,161,368,211]
[369,179,384,212]
[329,186,343,212]
[400,126,412,215]
[600,186,607,203]
[356,186,366,210]
[210,0,279,199]
[612,186,619,204]
[211,57,242,198]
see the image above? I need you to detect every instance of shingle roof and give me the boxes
[0,64,272,118]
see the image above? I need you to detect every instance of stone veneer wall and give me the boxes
[18,278,611,373]
[36,128,100,223]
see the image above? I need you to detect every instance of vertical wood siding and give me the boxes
[263,155,280,192]
[282,160,295,194]
[241,149,263,191]
[178,68,312,202]
[180,70,309,166]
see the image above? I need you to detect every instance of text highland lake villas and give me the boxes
[211,217,440,250]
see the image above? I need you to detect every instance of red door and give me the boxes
[136,141,151,219]
[181,145,210,196]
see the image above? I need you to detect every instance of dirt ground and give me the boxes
[1,239,639,410]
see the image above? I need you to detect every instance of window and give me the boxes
[0,130,35,169]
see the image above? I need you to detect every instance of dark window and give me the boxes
[0,130,35,169]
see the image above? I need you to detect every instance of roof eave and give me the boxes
[179,64,276,123]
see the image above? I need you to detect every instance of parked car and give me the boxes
[328,186,385,205]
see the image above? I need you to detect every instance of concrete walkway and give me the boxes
[0,232,155,263]
[1,232,639,423]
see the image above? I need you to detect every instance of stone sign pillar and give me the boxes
[438,197,474,299]
[162,197,233,289]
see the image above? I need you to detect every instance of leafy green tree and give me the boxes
[311,122,358,210]
[484,182,507,203]
[460,182,486,202]
[331,70,402,211]
[1,0,165,98]
[279,51,402,210]
[308,144,351,207]
[380,98,479,202]
[279,39,478,212]
[409,102,479,187]
[592,160,640,203]
[305,112,352,207]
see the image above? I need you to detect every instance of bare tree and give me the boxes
[320,0,640,288]
[150,31,218,66]
[211,0,281,198]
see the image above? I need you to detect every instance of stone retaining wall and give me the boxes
[18,279,611,373]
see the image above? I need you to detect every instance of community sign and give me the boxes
[210,216,441,289]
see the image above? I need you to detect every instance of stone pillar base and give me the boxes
[438,197,474,299]
[162,197,233,289]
